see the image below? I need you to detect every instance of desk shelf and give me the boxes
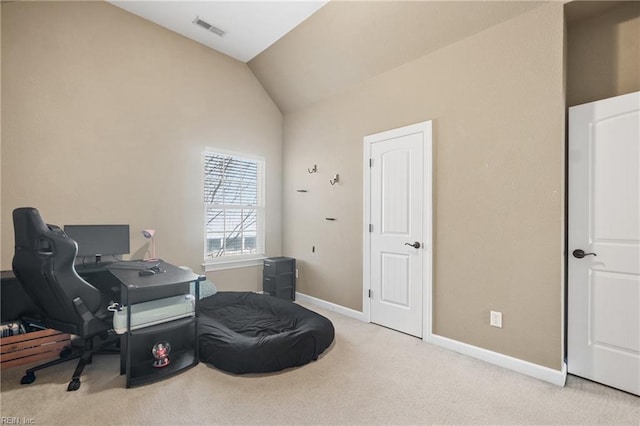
[115,261,201,389]
[128,348,197,387]
[126,316,197,388]
[129,316,195,336]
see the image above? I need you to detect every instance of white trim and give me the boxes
[422,121,433,343]
[363,138,372,324]
[298,290,567,386]
[295,292,366,322]
[203,256,265,272]
[363,120,433,341]
[202,147,266,263]
[204,146,265,163]
[430,334,567,386]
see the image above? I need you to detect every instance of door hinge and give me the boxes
[368,289,373,298]
[369,158,373,167]
[369,224,373,233]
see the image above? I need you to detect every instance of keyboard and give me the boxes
[107,260,160,270]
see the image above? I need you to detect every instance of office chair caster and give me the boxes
[20,372,36,385]
[67,378,81,391]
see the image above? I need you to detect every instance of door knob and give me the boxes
[572,249,596,259]
[405,241,421,249]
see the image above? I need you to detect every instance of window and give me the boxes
[204,149,265,267]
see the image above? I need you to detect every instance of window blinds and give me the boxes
[204,151,263,258]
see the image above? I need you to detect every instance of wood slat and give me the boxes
[1,348,66,369]
[1,333,70,354]
[0,329,71,369]
[0,328,62,345]
[1,340,69,362]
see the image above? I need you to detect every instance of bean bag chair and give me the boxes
[198,292,334,374]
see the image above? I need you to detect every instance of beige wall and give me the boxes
[283,4,565,369]
[0,1,282,291]
[567,1,640,107]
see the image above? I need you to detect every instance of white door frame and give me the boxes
[363,120,433,342]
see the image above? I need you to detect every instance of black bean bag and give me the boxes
[198,292,334,374]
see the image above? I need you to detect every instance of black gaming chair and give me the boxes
[12,207,119,391]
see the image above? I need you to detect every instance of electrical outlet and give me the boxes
[490,311,503,328]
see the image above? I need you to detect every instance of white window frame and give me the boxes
[202,147,266,271]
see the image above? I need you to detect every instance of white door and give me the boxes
[364,121,432,338]
[568,91,640,396]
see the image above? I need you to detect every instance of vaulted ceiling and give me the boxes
[247,1,546,112]
[108,1,623,114]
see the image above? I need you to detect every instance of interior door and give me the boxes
[365,122,431,338]
[568,91,640,396]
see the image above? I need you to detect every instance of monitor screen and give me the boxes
[63,225,130,258]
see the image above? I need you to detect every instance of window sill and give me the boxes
[202,256,265,272]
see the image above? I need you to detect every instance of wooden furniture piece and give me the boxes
[1,329,70,370]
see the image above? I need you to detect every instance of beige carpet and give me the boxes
[1,302,638,425]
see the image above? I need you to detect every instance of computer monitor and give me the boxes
[63,224,130,264]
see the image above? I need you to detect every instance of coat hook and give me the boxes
[308,164,317,174]
[329,174,339,185]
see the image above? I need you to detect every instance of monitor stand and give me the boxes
[75,255,114,271]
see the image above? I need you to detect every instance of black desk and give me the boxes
[108,262,198,304]
[2,267,119,319]
[1,268,121,320]
[1,270,41,322]
[2,260,201,388]
[106,261,200,388]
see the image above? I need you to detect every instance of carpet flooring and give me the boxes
[1,300,638,425]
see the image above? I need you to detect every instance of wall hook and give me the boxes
[308,164,317,174]
[329,174,339,185]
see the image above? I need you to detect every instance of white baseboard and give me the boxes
[295,292,566,387]
[430,334,567,386]
[295,292,365,322]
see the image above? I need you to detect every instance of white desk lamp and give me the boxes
[142,229,157,261]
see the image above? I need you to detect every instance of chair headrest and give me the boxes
[13,207,51,249]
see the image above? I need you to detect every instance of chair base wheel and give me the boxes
[20,372,36,385]
[67,379,81,391]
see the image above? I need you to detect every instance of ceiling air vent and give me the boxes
[193,16,225,37]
